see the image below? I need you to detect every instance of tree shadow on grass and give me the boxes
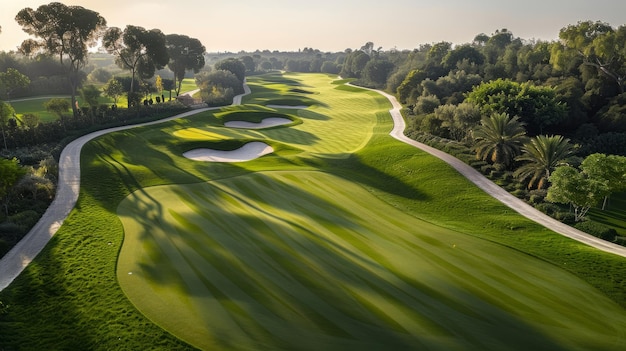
[0,199,195,350]
[122,172,572,351]
[297,109,331,121]
[322,153,432,202]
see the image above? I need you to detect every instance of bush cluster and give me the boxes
[575,220,618,241]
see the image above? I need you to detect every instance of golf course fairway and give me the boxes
[107,73,625,350]
[118,171,625,350]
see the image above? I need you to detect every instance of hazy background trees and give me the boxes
[166,34,205,96]
[15,2,106,117]
[103,25,169,107]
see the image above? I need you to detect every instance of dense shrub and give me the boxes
[554,211,576,224]
[529,189,547,204]
[575,220,618,241]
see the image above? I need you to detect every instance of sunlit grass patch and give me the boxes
[117,171,626,350]
[2,72,626,350]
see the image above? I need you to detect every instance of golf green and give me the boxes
[117,171,626,351]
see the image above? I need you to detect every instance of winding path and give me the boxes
[0,85,250,291]
[368,86,626,258]
[1,77,625,291]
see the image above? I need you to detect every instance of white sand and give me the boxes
[183,142,274,162]
[224,117,292,129]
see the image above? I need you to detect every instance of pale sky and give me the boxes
[1,0,625,53]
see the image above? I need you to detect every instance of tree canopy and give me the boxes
[15,2,106,117]
[103,25,169,106]
[166,34,205,96]
[464,79,567,135]
[514,135,577,189]
[547,165,609,222]
[0,68,30,100]
[557,21,626,93]
[214,58,246,83]
[472,113,528,168]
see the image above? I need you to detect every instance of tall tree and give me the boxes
[442,45,485,70]
[514,135,577,189]
[547,165,609,222]
[362,59,395,87]
[557,21,626,93]
[102,77,124,105]
[16,2,106,117]
[103,25,169,107]
[214,58,245,84]
[0,101,15,151]
[580,153,626,209]
[165,34,205,96]
[465,79,567,135]
[472,112,528,168]
[396,69,427,104]
[0,68,30,100]
[0,157,25,216]
[240,55,255,73]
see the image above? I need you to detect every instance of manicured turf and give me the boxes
[10,96,70,122]
[118,171,625,350]
[1,72,626,350]
[589,193,626,237]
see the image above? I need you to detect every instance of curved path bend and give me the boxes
[0,84,250,291]
[367,86,626,258]
[1,78,625,291]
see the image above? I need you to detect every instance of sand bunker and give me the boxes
[183,142,273,162]
[224,117,292,129]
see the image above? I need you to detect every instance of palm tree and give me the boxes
[514,135,577,189]
[472,112,528,168]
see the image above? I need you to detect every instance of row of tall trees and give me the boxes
[13,2,206,111]
[0,2,209,255]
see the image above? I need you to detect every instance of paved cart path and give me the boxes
[367,85,626,258]
[0,83,250,291]
[1,78,625,291]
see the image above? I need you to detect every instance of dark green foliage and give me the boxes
[575,220,618,241]
[165,34,206,95]
[465,79,567,135]
[397,69,426,104]
[214,58,246,82]
[580,133,626,156]
[473,113,528,168]
[595,93,626,132]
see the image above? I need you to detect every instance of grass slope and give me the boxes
[1,73,625,350]
[118,171,625,351]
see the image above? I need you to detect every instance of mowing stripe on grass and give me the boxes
[118,171,626,351]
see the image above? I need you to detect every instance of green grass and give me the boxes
[178,78,198,95]
[10,95,128,123]
[10,96,70,123]
[117,172,626,350]
[8,77,198,123]
[1,73,626,350]
[589,193,626,237]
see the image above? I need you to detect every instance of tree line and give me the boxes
[1,2,626,251]
[246,26,626,240]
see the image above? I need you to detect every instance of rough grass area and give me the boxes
[1,73,626,350]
